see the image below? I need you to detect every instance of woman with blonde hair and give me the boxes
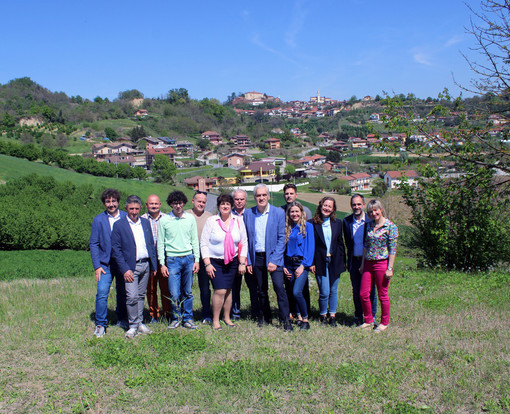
[283,202,314,330]
[359,199,398,333]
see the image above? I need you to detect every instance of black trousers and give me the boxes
[252,253,289,323]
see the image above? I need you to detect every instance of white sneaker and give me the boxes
[137,324,153,335]
[94,326,105,338]
[125,328,137,339]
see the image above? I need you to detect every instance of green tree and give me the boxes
[104,127,119,141]
[118,89,144,100]
[166,88,190,105]
[151,154,177,183]
[371,179,387,197]
[381,0,510,270]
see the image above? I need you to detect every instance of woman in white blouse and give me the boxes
[201,194,248,330]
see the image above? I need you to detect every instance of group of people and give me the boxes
[90,183,398,338]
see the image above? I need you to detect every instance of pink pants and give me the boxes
[360,259,390,325]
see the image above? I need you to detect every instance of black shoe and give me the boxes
[320,315,328,325]
[300,321,310,330]
[283,320,294,331]
[329,317,337,327]
[296,320,303,327]
[258,318,270,327]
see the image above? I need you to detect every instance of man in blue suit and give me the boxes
[90,188,128,337]
[342,194,377,326]
[111,195,158,339]
[244,184,292,330]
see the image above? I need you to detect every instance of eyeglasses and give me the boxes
[171,201,185,206]
[195,191,207,196]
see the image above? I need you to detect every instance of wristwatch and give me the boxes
[387,267,393,271]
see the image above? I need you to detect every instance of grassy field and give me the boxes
[0,154,194,206]
[0,255,508,413]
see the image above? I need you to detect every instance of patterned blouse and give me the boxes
[364,219,398,261]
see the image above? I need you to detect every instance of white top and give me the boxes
[128,217,149,261]
[200,214,248,259]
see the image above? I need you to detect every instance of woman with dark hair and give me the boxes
[283,201,314,330]
[200,194,248,330]
[359,199,398,333]
[310,197,346,326]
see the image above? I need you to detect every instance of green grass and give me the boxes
[0,154,195,205]
[0,256,508,413]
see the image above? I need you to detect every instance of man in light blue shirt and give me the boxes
[244,184,291,330]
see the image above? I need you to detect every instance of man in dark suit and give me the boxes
[342,193,377,326]
[90,188,128,337]
[111,195,158,339]
[244,184,292,330]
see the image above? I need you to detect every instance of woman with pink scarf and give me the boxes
[201,194,248,330]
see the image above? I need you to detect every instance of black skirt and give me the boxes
[210,256,239,290]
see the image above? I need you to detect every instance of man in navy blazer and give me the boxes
[111,195,158,339]
[342,194,377,326]
[90,188,128,337]
[244,184,292,330]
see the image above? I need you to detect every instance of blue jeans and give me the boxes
[95,265,127,327]
[315,258,340,316]
[166,255,194,322]
[285,262,309,319]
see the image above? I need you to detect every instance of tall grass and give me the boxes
[0,256,508,413]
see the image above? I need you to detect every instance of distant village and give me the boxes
[84,90,509,193]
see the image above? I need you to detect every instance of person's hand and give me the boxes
[150,270,157,277]
[385,268,393,279]
[160,265,169,277]
[124,270,134,283]
[310,265,316,274]
[246,265,253,274]
[95,267,105,282]
[267,262,277,273]
[295,265,304,278]
[193,262,200,274]
[283,267,292,279]
[238,263,246,275]
[206,263,216,279]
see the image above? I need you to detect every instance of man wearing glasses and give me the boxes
[244,184,292,331]
[157,191,200,330]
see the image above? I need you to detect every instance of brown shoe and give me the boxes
[374,324,388,333]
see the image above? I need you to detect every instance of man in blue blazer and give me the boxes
[111,195,158,339]
[244,184,292,330]
[342,194,377,326]
[90,188,128,337]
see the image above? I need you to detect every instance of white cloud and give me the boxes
[444,34,463,47]
[414,52,432,65]
[251,34,298,64]
[285,0,307,48]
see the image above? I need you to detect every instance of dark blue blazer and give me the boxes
[89,210,127,271]
[111,217,157,276]
[342,214,371,270]
[244,204,286,267]
[310,218,346,277]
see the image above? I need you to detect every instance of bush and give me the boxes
[401,166,510,270]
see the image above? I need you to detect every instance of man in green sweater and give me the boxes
[157,191,200,329]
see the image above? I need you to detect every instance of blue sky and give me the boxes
[2,0,483,102]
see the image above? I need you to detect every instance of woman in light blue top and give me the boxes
[310,197,346,326]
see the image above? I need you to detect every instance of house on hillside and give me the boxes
[227,153,247,168]
[239,161,276,183]
[146,146,176,169]
[134,109,148,117]
[231,134,252,147]
[175,140,194,154]
[384,170,419,189]
[201,131,223,145]
[338,172,372,192]
[182,176,215,191]
[104,154,137,167]
[264,138,281,149]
